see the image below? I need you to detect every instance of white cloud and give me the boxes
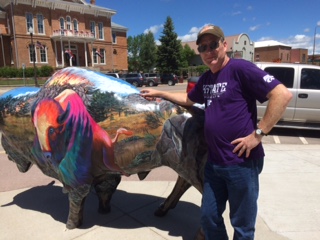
[247,5,253,11]
[304,28,310,33]
[231,11,242,16]
[178,26,200,42]
[257,36,273,41]
[249,25,260,31]
[144,25,163,35]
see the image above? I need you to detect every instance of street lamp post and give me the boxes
[312,25,320,65]
[29,27,39,87]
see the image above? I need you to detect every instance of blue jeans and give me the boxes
[200,158,264,240]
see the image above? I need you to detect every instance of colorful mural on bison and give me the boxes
[0,67,207,232]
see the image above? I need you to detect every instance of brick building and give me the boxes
[254,40,292,63]
[0,0,128,72]
[291,48,308,63]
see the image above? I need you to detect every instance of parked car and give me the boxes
[143,73,160,87]
[255,62,320,130]
[186,63,320,130]
[186,76,199,93]
[105,73,122,79]
[160,73,178,86]
[121,73,146,87]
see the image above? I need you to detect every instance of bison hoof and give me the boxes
[154,202,168,217]
[66,219,82,229]
[98,205,111,214]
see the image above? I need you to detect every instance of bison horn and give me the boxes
[57,102,71,124]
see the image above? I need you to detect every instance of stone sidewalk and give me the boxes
[0,144,319,239]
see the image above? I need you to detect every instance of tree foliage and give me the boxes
[140,31,157,72]
[156,16,182,74]
[127,33,157,73]
[127,34,143,72]
[180,44,196,68]
[127,16,196,74]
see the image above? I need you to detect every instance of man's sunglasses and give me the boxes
[197,41,221,53]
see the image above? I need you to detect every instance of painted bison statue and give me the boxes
[0,67,207,230]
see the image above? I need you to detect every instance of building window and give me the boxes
[40,47,47,63]
[90,21,96,38]
[98,22,104,40]
[99,49,105,64]
[73,19,78,32]
[255,53,260,62]
[93,48,97,64]
[26,13,33,33]
[244,40,247,45]
[37,14,44,34]
[60,17,65,34]
[66,16,71,30]
[112,32,117,44]
[29,44,36,62]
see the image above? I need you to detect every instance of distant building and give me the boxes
[254,40,292,63]
[183,33,254,66]
[0,0,128,72]
[291,48,308,64]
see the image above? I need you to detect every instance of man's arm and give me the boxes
[140,89,195,107]
[257,84,293,134]
[232,83,292,157]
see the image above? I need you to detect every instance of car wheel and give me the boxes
[168,80,174,86]
[148,81,155,87]
[132,81,139,87]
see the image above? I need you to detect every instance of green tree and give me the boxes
[181,44,196,68]
[127,34,144,72]
[140,31,157,72]
[156,16,182,74]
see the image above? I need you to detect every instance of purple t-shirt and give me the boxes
[188,59,281,166]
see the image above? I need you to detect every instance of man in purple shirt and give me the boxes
[141,24,292,240]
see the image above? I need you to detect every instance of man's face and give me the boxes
[198,34,227,72]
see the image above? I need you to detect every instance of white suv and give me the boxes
[255,62,320,130]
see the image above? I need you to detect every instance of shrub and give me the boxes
[39,65,54,77]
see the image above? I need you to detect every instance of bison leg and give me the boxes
[66,184,91,229]
[94,174,121,214]
[154,175,191,217]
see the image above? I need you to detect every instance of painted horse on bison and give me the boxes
[0,67,207,230]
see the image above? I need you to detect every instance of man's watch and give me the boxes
[255,128,267,136]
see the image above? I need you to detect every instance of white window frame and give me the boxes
[29,44,37,63]
[73,19,78,32]
[99,48,105,64]
[37,14,44,34]
[60,17,65,35]
[39,47,47,63]
[112,32,117,44]
[66,16,71,30]
[98,22,104,40]
[93,48,98,64]
[90,21,96,38]
[26,13,33,33]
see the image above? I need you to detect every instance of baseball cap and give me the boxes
[196,24,225,45]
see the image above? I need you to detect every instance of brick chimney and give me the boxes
[90,0,96,4]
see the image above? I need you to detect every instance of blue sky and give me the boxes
[97,0,320,54]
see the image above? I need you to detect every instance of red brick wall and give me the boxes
[1,2,128,71]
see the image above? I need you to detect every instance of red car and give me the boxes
[186,76,199,93]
